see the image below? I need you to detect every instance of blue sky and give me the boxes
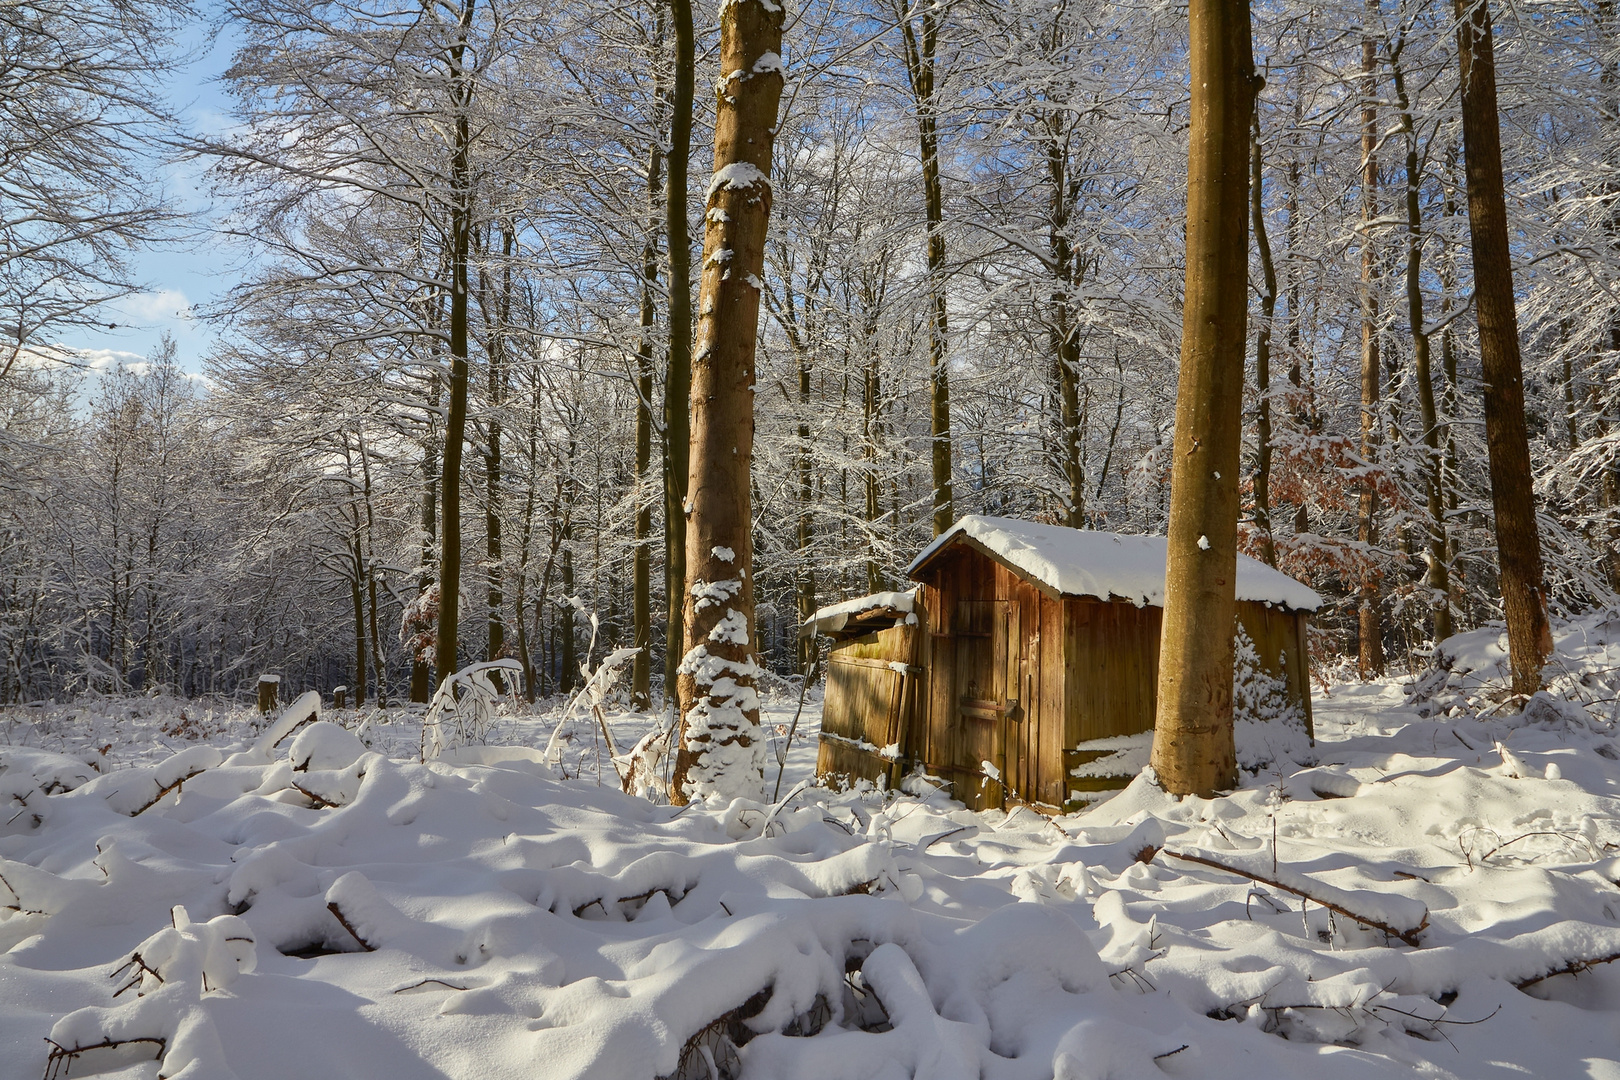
[56,13,243,376]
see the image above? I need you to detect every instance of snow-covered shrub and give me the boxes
[1233,624,1313,772]
[420,659,523,762]
[45,906,256,1080]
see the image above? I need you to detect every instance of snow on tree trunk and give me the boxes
[669,0,785,805]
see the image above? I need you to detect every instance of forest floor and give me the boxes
[5,616,1620,1079]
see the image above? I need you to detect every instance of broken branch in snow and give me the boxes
[130,768,206,816]
[1160,848,1428,946]
[1514,951,1620,989]
[43,1036,165,1080]
[393,978,470,994]
[327,901,377,951]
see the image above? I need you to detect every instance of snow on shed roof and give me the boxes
[801,589,918,636]
[906,516,1322,612]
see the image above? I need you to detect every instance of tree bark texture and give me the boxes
[1454,0,1553,693]
[634,91,665,711]
[1357,12,1385,678]
[1149,0,1252,799]
[663,0,696,711]
[1388,48,1453,643]
[433,0,477,688]
[899,1,955,535]
[1250,102,1278,568]
[669,0,785,804]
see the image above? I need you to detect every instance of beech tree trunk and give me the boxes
[663,0,695,712]
[411,378,440,703]
[1357,11,1385,678]
[433,0,477,688]
[898,0,954,535]
[1388,46,1453,643]
[1250,103,1278,568]
[1149,0,1253,798]
[1453,0,1553,694]
[634,73,665,711]
[669,0,785,804]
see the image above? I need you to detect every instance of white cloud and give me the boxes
[118,289,196,328]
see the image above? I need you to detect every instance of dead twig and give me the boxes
[1161,849,1427,946]
[393,978,470,994]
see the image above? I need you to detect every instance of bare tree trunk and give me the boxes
[350,541,367,705]
[663,0,695,712]
[1388,47,1453,643]
[484,223,512,682]
[634,83,665,710]
[669,0,785,804]
[898,0,954,535]
[1453,0,1553,694]
[433,0,477,688]
[1046,135,1085,527]
[1250,102,1278,567]
[559,440,577,693]
[411,377,439,703]
[796,346,816,673]
[1149,0,1253,799]
[1357,11,1386,678]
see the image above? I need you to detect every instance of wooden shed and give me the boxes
[810,516,1321,812]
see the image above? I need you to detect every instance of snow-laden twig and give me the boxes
[1160,848,1429,946]
[419,659,523,762]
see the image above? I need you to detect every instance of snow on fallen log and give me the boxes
[1160,847,1430,946]
[248,690,322,760]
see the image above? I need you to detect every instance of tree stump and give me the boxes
[257,675,280,715]
[333,686,348,710]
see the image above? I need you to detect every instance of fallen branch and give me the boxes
[1514,951,1620,990]
[326,901,377,952]
[43,1036,165,1080]
[1160,849,1428,946]
[130,768,206,816]
[393,978,470,994]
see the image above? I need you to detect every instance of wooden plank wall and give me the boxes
[1235,600,1313,736]
[1063,599,1163,747]
[815,623,919,787]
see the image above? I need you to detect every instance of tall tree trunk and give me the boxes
[634,128,664,710]
[898,1,954,534]
[1389,48,1453,643]
[434,1,477,688]
[1357,11,1386,678]
[663,0,695,712]
[485,224,512,682]
[1047,135,1085,528]
[559,441,577,693]
[861,273,886,594]
[1453,0,1553,693]
[350,541,367,705]
[796,345,816,673]
[669,0,785,804]
[1149,0,1253,799]
[1250,101,1278,567]
[411,377,440,703]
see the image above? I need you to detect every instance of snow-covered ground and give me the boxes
[6,617,1620,1079]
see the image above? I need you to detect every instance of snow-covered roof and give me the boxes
[801,589,918,636]
[906,516,1321,612]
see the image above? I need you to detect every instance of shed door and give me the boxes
[952,600,1021,807]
